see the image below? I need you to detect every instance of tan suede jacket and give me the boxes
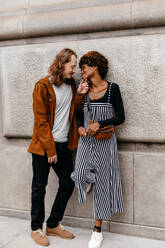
[28,76,79,157]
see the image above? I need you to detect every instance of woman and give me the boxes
[71,51,125,248]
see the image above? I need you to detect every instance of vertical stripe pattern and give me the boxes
[71,82,124,219]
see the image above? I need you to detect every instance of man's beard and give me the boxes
[64,77,73,85]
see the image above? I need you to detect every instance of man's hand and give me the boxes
[78,127,87,137]
[86,122,100,136]
[77,79,89,94]
[48,155,57,164]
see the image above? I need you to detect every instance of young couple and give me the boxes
[28,48,125,248]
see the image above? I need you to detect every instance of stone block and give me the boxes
[0,46,47,137]
[28,0,129,9]
[134,153,165,228]
[110,35,165,143]
[29,0,77,8]
[0,144,31,210]
[0,91,2,134]
[24,3,131,37]
[1,34,165,142]
[27,0,130,17]
[132,0,165,27]
[0,0,27,12]
[0,15,24,39]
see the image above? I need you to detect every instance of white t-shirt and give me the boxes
[51,83,72,142]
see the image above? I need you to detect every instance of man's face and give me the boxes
[63,55,77,79]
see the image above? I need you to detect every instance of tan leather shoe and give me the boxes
[31,229,49,246]
[46,224,75,239]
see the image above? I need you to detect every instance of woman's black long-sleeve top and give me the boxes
[76,82,125,128]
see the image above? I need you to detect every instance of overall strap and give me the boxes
[107,82,112,102]
[86,93,93,121]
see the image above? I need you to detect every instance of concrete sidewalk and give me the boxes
[0,216,165,248]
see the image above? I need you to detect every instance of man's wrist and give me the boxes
[76,89,86,95]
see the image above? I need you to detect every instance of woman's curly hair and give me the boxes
[48,48,77,86]
[79,51,108,79]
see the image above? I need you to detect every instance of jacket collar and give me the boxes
[38,76,56,102]
[39,75,76,98]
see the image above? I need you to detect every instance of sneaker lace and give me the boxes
[93,231,102,241]
[34,230,44,236]
[59,224,65,231]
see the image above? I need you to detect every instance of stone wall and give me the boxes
[0,0,165,241]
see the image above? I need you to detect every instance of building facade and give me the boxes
[0,0,165,240]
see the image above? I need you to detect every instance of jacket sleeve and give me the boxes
[73,92,85,128]
[76,108,84,128]
[33,83,56,157]
[74,92,85,112]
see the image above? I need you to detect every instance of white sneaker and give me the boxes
[88,231,103,248]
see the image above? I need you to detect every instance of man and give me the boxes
[28,48,79,246]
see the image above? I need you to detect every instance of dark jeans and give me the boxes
[31,142,74,231]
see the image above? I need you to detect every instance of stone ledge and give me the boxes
[110,221,165,241]
[0,208,109,231]
[0,208,30,220]
[63,216,110,232]
[0,0,165,40]
[0,208,165,240]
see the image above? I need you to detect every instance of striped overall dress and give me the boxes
[71,82,124,220]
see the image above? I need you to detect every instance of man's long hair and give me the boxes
[48,48,77,86]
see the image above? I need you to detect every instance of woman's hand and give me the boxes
[86,122,100,136]
[48,155,57,164]
[78,127,87,137]
[77,79,89,94]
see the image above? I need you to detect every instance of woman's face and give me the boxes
[81,64,96,80]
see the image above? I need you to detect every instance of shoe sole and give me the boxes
[31,237,49,246]
[34,242,49,247]
[46,232,75,239]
